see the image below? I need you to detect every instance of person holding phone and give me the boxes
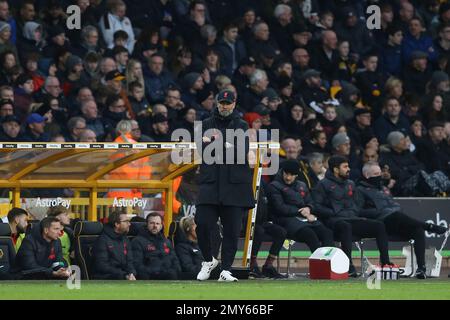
[267,160,334,254]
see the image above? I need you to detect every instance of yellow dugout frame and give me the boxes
[0,142,278,267]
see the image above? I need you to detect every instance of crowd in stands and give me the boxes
[1,0,450,281]
[0,0,449,197]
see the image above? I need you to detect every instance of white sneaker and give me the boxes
[218,270,238,282]
[197,257,219,281]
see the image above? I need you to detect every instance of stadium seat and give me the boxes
[74,221,103,280]
[0,223,16,275]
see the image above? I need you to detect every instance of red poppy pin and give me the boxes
[348,185,353,196]
[299,188,305,198]
[164,243,170,254]
[48,247,56,260]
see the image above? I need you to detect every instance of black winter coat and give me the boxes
[15,223,66,278]
[356,180,402,220]
[131,227,181,280]
[268,173,322,236]
[379,149,425,193]
[92,225,135,280]
[313,171,362,228]
[174,230,204,280]
[195,108,255,209]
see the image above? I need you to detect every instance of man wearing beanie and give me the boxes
[313,155,393,276]
[380,131,425,195]
[148,113,170,142]
[268,160,334,274]
[357,161,448,279]
[195,89,254,282]
[181,72,204,109]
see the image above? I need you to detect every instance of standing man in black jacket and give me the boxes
[195,89,255,282]
[313,155,393,276]
[15,217,70,280]
[132,212,180,280]
[92,211,136,280]
[357,161,448,279]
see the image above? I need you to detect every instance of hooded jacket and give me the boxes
[356,179,401,220]
[17,22,44,62]
[14,222,65,278]
[131,226,180,280]
[92,225,135,280]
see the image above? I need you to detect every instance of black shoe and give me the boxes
[426,223,448,235]
[415,268,427,280]
[249,265,265,279]
[262,265,286,279]
[348,265,359,278]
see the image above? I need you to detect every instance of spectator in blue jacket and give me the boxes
[380,24,404,77]
[143,53,175,104]
[215,22,247,78]
[402,17,438,63]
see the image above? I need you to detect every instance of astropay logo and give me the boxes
[113,197,148,208]
[35,197,71,209]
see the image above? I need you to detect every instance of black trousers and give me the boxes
[251,222,287,258]
[383,211,426,268]
[333,219,390,265]
[291,224,334,253]
[196,204,246,271]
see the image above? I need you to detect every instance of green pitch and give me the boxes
[0,279,449,300]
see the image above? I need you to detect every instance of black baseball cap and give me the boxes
[216,89,236,104]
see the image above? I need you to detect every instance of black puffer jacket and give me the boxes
[313,170,361,227]
[15,223,65,278]
[195,108,255,209]
[132,226,181,280]
[92,225,135,280]
[268,172,322,236]
[357,180,402,220]
[174,229,204,280]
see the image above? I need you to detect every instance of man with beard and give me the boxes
[195,89,254,282]
[313,155,393,277]
[92,211,136,280]
[147,113,171,142]
[132,213,181,280]
[357,162,448,279]
[7,208,28,252]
